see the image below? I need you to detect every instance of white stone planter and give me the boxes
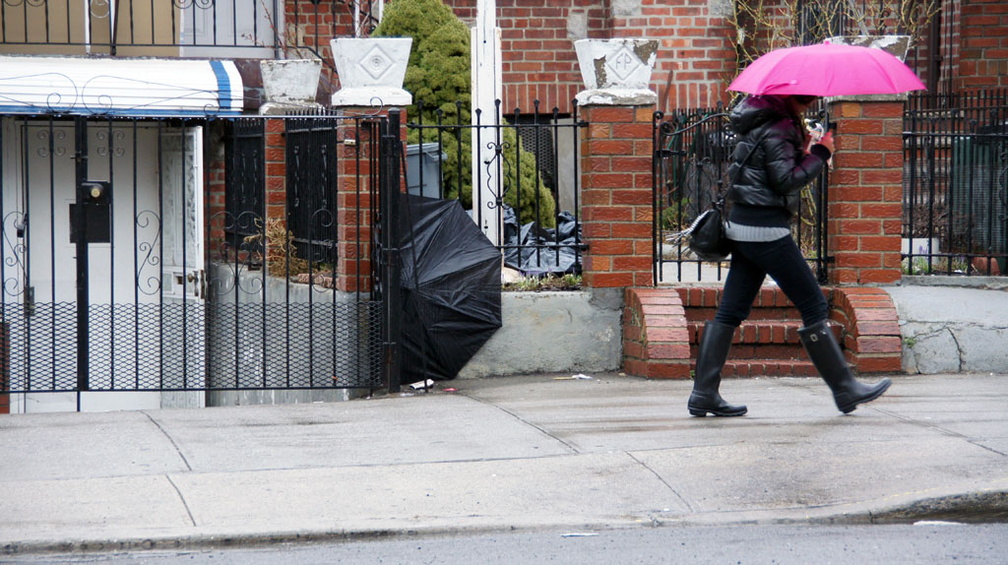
[330,37,413,107]
[574,38,659,106]
[827,35,912,61]
[822,35,914,102]
[259,59,322,114]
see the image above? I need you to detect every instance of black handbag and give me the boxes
[677,130,769,262]
[687,197,731,261]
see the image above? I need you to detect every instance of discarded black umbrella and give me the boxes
[399,193,502,381]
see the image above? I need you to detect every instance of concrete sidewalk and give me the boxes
[1,372,1006,554]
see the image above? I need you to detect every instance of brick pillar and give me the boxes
[205,128,227,257]
[333,107,408,293]
[263,117,288,278]
[335,111,376,293]
[579,104,656,289]
[826,98,905,285]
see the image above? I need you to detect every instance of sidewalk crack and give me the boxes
[875,407,1006,457]
[165,475,197,527]
[142,411,193,472]
[462,395,580,454]
[627,452,694,513]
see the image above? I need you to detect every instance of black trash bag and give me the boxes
[502,206,582,276]
[399,193,502,381]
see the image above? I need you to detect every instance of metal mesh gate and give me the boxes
[0,113,398,409]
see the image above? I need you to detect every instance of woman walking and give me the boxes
[688,94,891,417]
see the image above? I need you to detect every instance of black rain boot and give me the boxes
[798,320,892,414]
[688,321,747,417]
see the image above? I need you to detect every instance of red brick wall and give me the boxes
[285,0,356,93]
[264,118,287,229]
[288,1,1007,115]
[829,287,902,374]
[629,0,736,111]
[622,287,691,378]
[443,0,735,113]
[956,0,1008,89]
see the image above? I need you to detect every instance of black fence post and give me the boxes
[382,110,403,393]
[73,117,89,404]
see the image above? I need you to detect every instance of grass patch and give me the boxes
[503,274,582,291]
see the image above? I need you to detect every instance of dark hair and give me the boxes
[792,95,817,105]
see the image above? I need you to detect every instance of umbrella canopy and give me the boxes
[728,42,926,97]
[399,193,502,381]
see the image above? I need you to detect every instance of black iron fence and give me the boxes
[0,111,398,410]
[653,103,831,284]
[903,89,1008,276]
[406,99,587,277]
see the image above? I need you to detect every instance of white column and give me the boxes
[471,0,503,245]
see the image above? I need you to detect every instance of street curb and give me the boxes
[6,490,1007,556]
[865,490,1008,524]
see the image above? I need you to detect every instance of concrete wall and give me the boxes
[205,265,370,406]
[885,278,1008,375]
[458,288,624,378]
[207,267,624,391]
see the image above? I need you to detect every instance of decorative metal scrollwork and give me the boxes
[172,0,216,10]
[135,210,162,296]
[2,211,28,298]
[2,0,47,8]
[0,72,78,114]
[95,129,126,158]
[482,140,511,210]
[0,68,222,116]
[81,75,220,116]
[88,0,112,18]
[207,210,265,297]
[34,127,67,158]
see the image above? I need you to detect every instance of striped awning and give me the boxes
[0,56,243,117]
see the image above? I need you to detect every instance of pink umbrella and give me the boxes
[728,42,926,96]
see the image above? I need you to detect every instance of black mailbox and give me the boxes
[69,180,112,244]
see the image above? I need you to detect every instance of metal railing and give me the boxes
[0,0,380,57]
[406,99,587,277]
[903,89,1008,276]
[0,112,396,404]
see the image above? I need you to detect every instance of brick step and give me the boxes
[680,287,834,378]
[622,286,902,380]
[720,359,821,378]
[676,285,811,310]
[684,307,803,322]
[686,320,843,346]
[723,343,806,359]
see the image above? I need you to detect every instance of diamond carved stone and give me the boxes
[331,37,413,107]
[574,38,659,106]
[361,45,395,81]
[605,45,642,83]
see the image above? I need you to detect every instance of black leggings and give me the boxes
[713,236,829,328]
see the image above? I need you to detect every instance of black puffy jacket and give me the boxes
[726,95,831,226]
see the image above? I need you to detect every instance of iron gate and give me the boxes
[0,112,401,411]
[653,105,831,284]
